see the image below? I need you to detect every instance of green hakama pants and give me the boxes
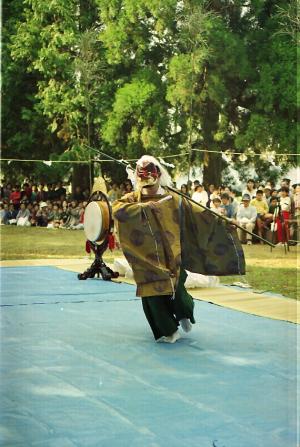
[141,270,195,340]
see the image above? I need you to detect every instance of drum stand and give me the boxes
[78,240,119,281]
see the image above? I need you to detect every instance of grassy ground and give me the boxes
[1,226,299,299]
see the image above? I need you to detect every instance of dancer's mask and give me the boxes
[136,161,161,188]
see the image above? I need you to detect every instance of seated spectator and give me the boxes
[208,187,221,207]
[210,197,223,215]
[0,203,8,224]
[59,203,69,226]
[191,184,208,207]
[29,204,40,226]
[263,186,272,204]
[4,203,18,224]
[16,203,31,226]
[63,201,80,228]
[47,204,62,228]
[236,194,257,245]
[242,179,257,199]
[69,201,86,230]
[250,190,269,242]
[36,202,49,227]
[220,193,235,218]
[275,186,292,246]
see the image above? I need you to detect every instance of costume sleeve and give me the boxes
[181,197,246,276]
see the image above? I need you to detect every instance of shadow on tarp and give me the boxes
[0,267,298,447]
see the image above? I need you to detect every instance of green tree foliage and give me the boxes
[3,0,298,187]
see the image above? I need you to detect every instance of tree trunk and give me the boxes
[201,98,224,187]
[72,164,91,194]
[203,152,223,187]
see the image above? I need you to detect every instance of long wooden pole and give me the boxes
[84,144,276,247]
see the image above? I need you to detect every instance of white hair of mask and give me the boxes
[135,155,173,187]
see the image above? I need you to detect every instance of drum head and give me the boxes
[84,202,103,242]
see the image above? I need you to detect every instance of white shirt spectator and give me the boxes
[236,203,257,223]
[279,196,291,212]
[191,188,208,207]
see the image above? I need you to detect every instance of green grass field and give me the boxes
[1,226,299,299]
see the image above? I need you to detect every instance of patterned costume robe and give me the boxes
[112,188,245,297]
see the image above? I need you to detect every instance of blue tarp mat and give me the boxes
[0,266,298,447]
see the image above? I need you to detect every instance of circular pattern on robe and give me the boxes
[153,282,167,293]
[114,208,129,223]
[144,270,162,283]
[214,243,228,256]
[172,209,180,224]
[129,229,145,246]
[146,253,159,265]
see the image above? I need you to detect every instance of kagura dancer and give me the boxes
[112,156,245,343]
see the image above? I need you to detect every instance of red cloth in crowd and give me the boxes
[276,211,290,242]
[23,186,32,199]
[9,191,21,205]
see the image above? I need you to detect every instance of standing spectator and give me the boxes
[54,181,67,201]
[2,183,12,201]
[236,194,257,245]
[265,197,279,225]
[108,183,121,202]
[124,181,133,193]
[250,190,269,242]
[191,184,208,207]
[72,186,85,201]
[220,193,235,218]
[36,184,48,202]
[180,184,189,196]
[47,183,56,201]
[224,186,239,217]
[242,179,257,199]
[16,203,31,226]
[293,184,300,244]
[275,186,292,246]
[9,185,22,210]
[22,182,32,202]
[31,184,38,202]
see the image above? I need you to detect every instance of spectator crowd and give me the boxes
[1,177,299,246]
